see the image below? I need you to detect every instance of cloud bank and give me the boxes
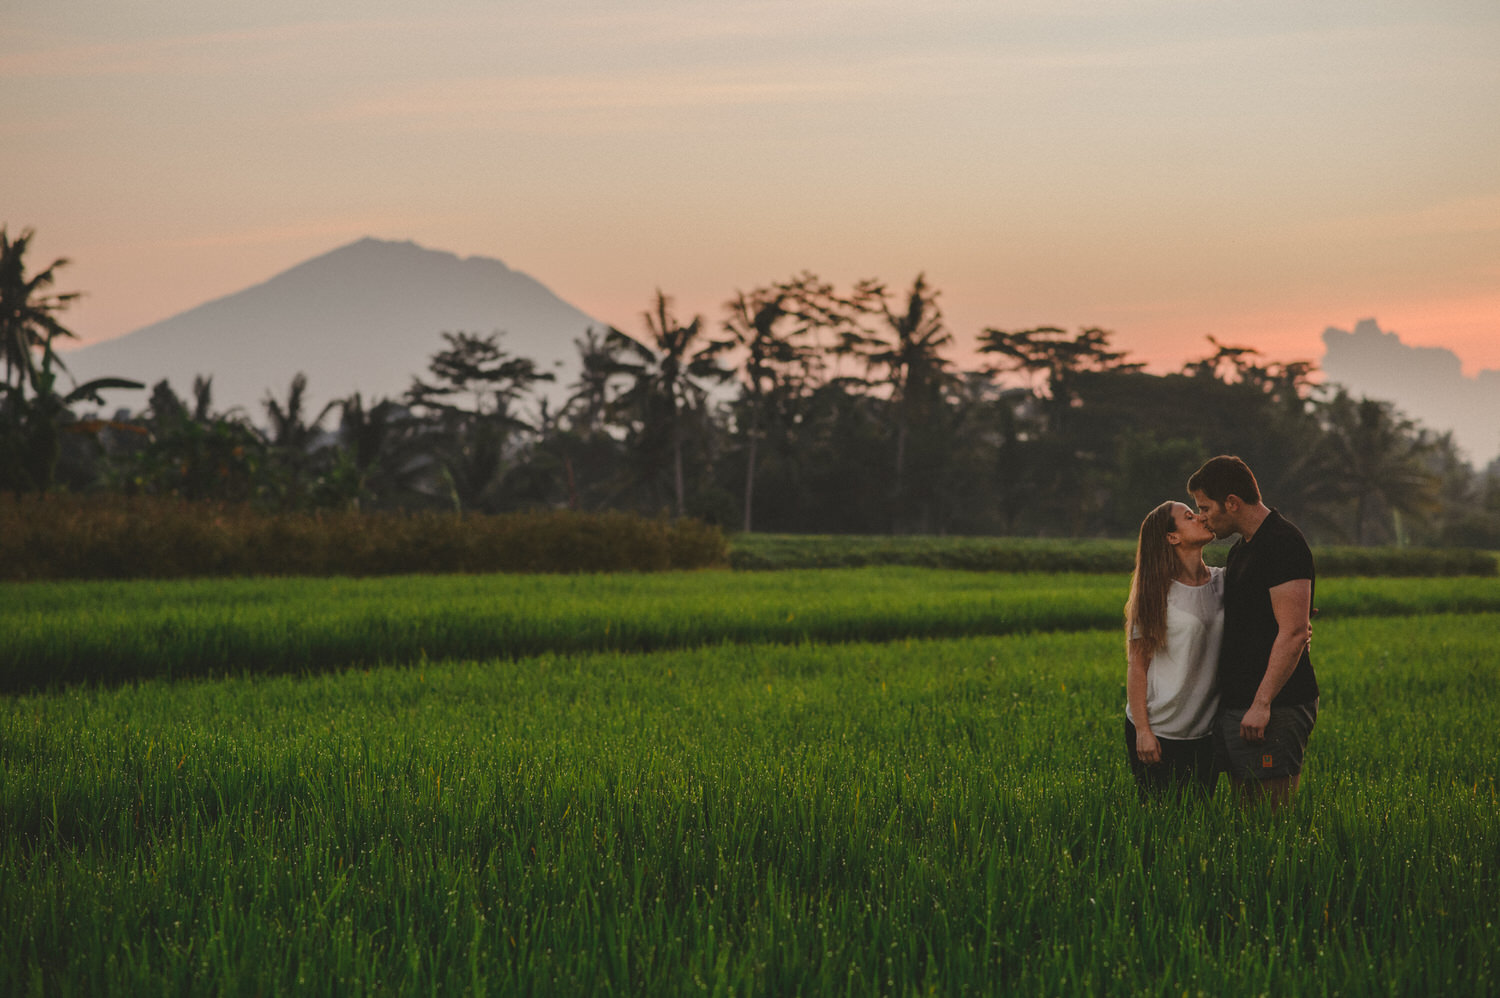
[1321,318,1500,467]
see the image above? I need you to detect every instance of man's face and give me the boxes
[1190,490,1235,539]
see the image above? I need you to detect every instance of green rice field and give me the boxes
[3,568,1497,995]
[6,569,1500,691]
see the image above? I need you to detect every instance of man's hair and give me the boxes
[1187,455,1261,505]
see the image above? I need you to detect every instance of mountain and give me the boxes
[1320,318,1500,467]
[59,238,607,420]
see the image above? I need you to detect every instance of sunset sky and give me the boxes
[5,0,1498,375]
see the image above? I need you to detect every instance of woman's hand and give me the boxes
[1136,727,1162,765]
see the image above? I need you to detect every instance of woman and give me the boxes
[1124,500,1222,799]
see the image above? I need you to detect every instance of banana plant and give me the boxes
[0,328,142,494]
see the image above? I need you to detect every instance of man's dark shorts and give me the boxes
[1214,699,1318,781]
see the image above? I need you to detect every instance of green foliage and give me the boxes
[729,532,1499,576]
[0,228,145,494]
[6,567,1500,693]
[111,386,267,502]
[0,494,725,582]
[3,614,1496,995]
[1315,545,1498,577]
[403,331,556,513]
[11,229,1500,545]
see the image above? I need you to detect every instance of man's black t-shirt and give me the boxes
[1220,508,1319,709]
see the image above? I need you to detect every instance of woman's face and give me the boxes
[1168,502,1213,546]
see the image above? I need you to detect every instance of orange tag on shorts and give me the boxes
[1262,754,1274,768]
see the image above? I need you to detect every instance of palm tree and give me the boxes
[1318,390,1439,544]
[565,326,625,440]
[608,291,731,516]
[190,376,217,423]
[262,372,346,508]
[335,392,404,474]
[1,227,82,393]
[303,392,415,510]
[0,233,142,494]
[848,274,955,531]
[263,373,338,452]
[711,273,833,531]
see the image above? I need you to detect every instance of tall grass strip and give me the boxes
[6,569,1500,692]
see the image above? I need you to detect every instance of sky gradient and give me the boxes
[5,0,1499,375]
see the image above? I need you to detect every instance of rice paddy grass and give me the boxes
[3,595,1496,995]
[6,568,1500,691]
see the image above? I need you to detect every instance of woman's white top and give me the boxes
[1125,566,1223,740]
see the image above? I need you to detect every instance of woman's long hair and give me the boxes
[1125,501,1179,660]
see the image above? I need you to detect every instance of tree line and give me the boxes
[5,226,1499,546]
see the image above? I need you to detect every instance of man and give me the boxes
[1188,455,1318,808]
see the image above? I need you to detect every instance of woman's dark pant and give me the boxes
[1124,717,1218,800]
